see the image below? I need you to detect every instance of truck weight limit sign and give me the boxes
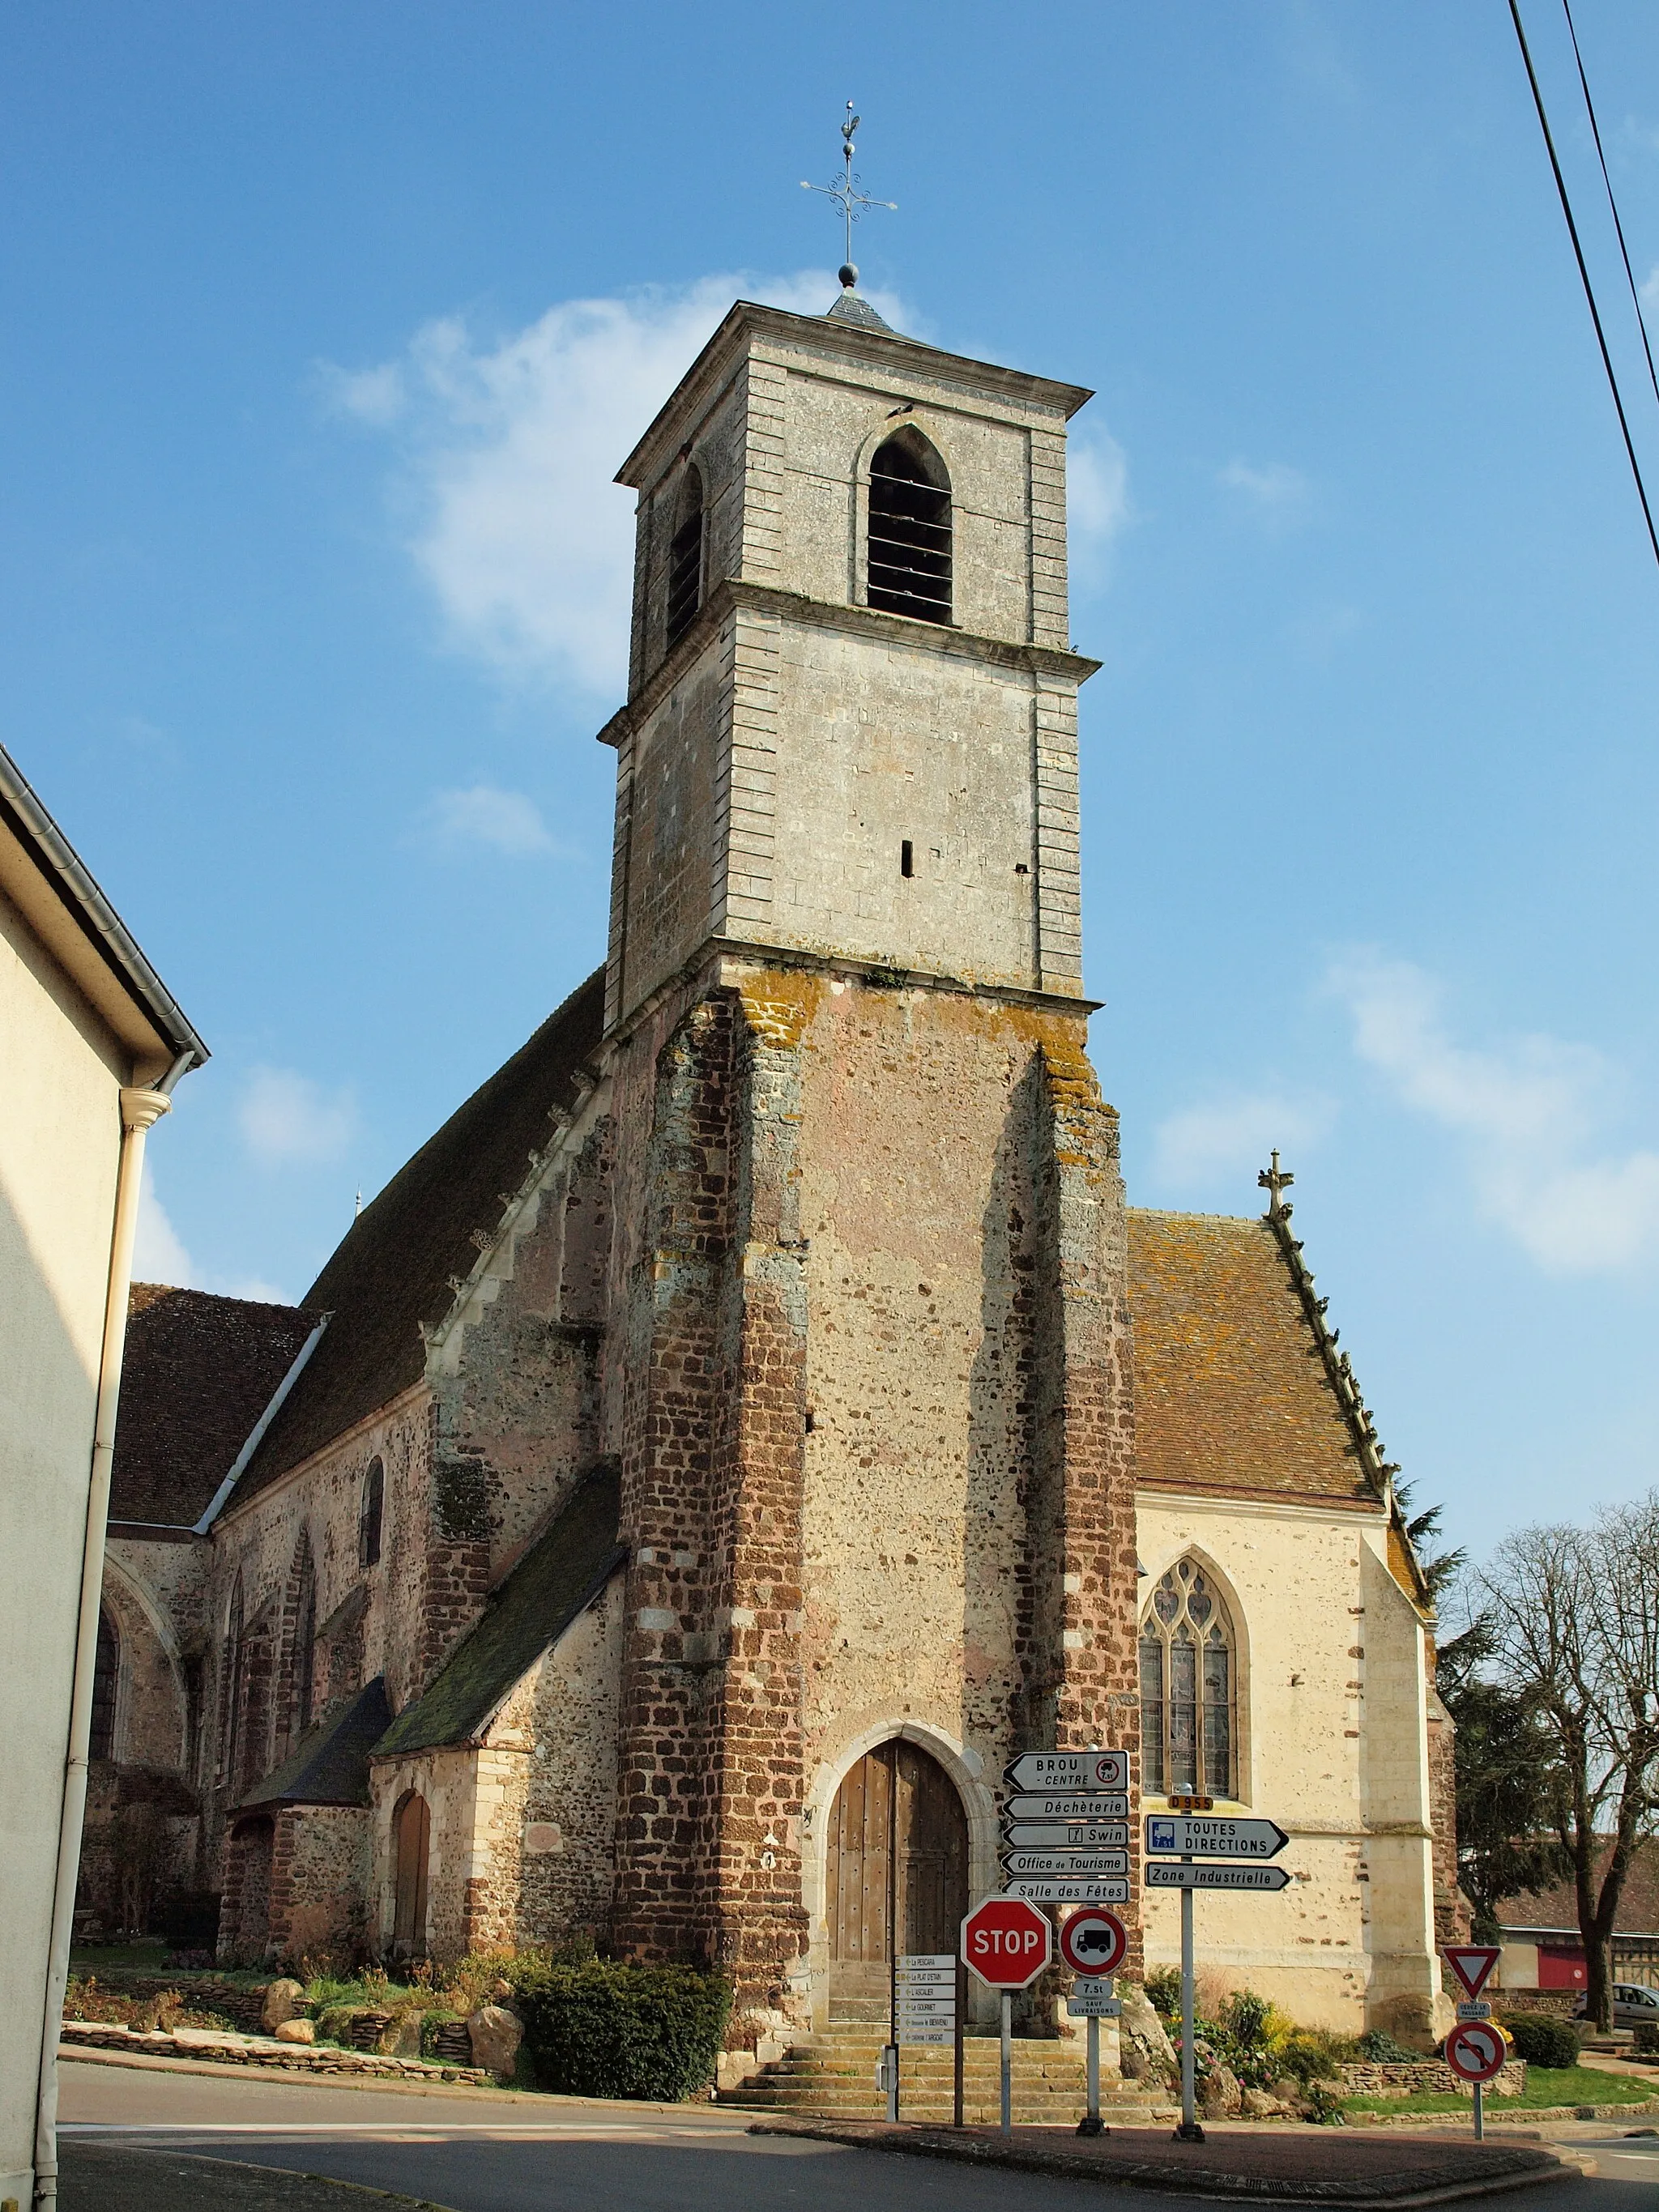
[1057,1907,1128,1978]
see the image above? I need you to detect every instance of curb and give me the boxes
[744,2119,1570,2207]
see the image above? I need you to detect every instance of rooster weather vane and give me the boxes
[801,101,896,287]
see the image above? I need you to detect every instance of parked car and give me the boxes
[1572,1982,1659,2030]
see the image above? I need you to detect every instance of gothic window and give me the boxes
[90,1606,119,1760]
[1140,1559,1237,1799]
[664,464,705,648]
[290,1536,317,1737]
[867,429,952,624]
[360,1457,384,1569]
[219,1571,244,1788]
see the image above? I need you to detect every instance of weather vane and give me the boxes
[801,100,896,288]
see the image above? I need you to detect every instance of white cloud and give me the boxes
[133,1161,198,1285]
[326,270,905,697]
[1643,262,1659,312]
[1221,458,1311,515]
[1153,1090,1333,1191]
[1328,951,1659,1273]
[240,1066,356,1168]
[425,782,554,855]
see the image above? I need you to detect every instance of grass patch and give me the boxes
[1342,2065,1656,2117]
[69,1942,170,1971]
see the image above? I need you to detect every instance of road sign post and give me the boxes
[1145,1813,1292,2143]
[962,1895,1052,2137]
[1058,1910,1128,2139]
[1444,2018,1507,2141]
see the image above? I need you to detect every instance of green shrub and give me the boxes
[1356,2029,1418,2061]
[1144,1967,1181,2018]
[1276,2028,1359,2086]
[1303,2079,1347,2125]
[1499,2013,1579,2069]
[1634,2021,1659,2056]
[508,1958,731,2101]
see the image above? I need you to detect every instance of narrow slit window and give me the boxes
[901,839,914,878]
[868,431,951,624]
[360,1456,384,1569]
[665,464,704,648]
[91,1607,119,1760]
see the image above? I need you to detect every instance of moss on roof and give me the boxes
[1128,1209,1371,1502]
[373,1464,624,1758]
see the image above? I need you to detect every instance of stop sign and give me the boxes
[962,1895,1052,1988]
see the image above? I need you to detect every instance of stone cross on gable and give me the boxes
[1258,1150,1294,1218]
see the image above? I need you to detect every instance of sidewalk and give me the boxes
[747,2117,1568,2206]
[60,2140,450,2212]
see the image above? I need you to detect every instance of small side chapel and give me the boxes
[93,278,1461,2055]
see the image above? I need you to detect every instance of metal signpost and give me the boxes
[1145,1810,1292,2142]
[1441,1947,1503,2140]
[962,1895,1051,2135]
[1059,1907,1128,2136]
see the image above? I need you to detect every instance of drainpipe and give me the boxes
[32,1055,191,2207]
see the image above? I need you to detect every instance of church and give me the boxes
[87,278,1461,2058]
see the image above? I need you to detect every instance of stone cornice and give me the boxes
[615,298,1094,492]
[595,576,1100,751]
[602,938,1099,1053]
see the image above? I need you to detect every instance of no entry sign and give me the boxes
[1058,1907,1128,1978]
[961,1895,1051,1988]
[1444,2021,1507,2085]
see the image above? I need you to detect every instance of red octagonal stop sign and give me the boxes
[962,1895,1052,1988]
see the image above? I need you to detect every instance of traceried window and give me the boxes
[91,1606,120,1760]
[867,429,951,624]
[1140,1559,1237,1799]
[664,463,705,649]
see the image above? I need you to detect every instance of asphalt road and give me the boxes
[58,2057,1659,2211]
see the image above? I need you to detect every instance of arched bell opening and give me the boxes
[825,1737,969,2023]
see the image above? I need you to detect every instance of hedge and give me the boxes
[508,1958,731,2101]
[1498,2012,1580,2069]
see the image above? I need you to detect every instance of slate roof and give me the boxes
[236,967,606,1501]
[238,1677,394,1811]
[1127,1210,1374,1503]
[373,1464,625,1758]
[111,1285,323,1528]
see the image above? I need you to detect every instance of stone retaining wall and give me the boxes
[1340,2059,1527,2098]
[60,2018,488,2085]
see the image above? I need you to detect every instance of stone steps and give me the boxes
[719,2027,1174,2125]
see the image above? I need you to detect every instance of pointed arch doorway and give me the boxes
[826,1739,969,2022]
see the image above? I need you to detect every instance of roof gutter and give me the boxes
[194,1315,331,1533]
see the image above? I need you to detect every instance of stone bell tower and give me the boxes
[594,285,1142,2032]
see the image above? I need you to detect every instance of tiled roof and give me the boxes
[373,1464,625,1758]
[1499,1841,1659,1940]
[238,1677,394,1811]
[111,1285,322,1528]
[1127,1209,1373,1502]
[235,968,606,1501]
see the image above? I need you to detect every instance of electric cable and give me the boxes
[1563,0,1659,411]
[1508,0,1659,571]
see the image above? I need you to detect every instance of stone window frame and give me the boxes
[360,1455,386,1569]
[90,1604,121,1762]
[1138,1551,1249,1805]
[663,460,706,651]
[216,1570,245,1789]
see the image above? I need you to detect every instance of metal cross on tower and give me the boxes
[801,100,896,289]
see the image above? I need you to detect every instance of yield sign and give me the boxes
[1442,1946,1500,2001]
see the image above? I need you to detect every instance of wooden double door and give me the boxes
[826,1741,968,2012]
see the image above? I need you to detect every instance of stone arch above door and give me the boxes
[823,1738,969,2022]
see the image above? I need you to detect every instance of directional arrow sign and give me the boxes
[1000,1850,1128,1878]
[1005,1877,1130,1903]
[1144,1862,1291,1892]
[1005,1752,1128,1793]
[1004,1822,1129,1849]
[1145,1815,1289,1860]
[1004,1792,1129,1822]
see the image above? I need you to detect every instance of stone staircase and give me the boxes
[719,2023,1177,2126]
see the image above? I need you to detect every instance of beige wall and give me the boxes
[1134,1494,1444,2037]
[0,889,128,2201]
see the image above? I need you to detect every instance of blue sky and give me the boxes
[7,2,1659,1559]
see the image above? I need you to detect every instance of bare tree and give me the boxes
[1471,1490,1659,2031]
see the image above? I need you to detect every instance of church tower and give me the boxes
[594,283,1141,2034]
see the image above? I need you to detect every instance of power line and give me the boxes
[1507,0,1659,572]
[1562,0,1659,412]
